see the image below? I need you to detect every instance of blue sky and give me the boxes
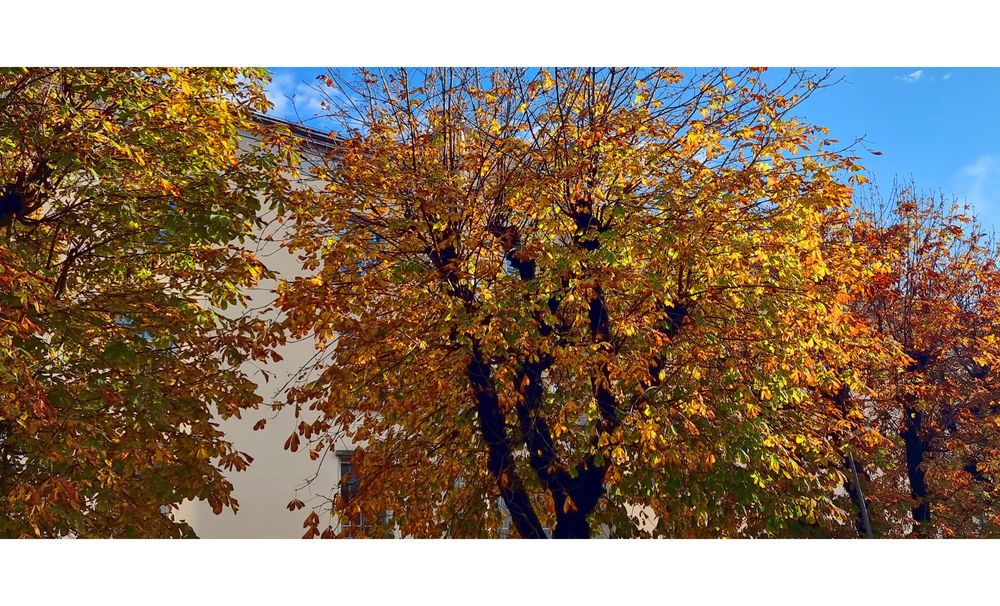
[266,67,1000,229]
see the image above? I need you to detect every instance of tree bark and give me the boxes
[901,405,931,535]
[468,345,547,539]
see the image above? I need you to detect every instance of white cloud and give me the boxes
[896,69,925,83]
[957,155,999,213]
[962,155,995,180]
[943,73,952,80]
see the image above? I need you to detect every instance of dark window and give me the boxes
[338,454,364,534]
[337,452,392,537]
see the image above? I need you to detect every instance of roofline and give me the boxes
[250,113,343,152]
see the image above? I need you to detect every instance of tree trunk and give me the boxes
[901,406,931,535]
[552,461,605,538]
[468,346,547,539]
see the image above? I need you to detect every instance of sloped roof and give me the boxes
[251,113,343,154]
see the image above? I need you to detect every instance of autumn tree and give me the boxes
[0,68,291,537]
[847,184,1000,537]
[273,67,892,538]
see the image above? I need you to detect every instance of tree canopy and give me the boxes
[847,185,1000,537]
[8,66,1000,539]
[272,67,902,538]
[0,68,291,537]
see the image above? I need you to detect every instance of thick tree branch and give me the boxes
[468,344,546,539]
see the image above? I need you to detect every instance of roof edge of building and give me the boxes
[250,113,343,152]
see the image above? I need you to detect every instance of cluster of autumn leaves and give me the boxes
[0,68,293,537]
[2,67,999,538]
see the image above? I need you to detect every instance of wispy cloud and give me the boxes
[943,73,952,81]
[958,155,999,214]
[896,69,925,83]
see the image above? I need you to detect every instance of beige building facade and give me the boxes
[179,117,354,538]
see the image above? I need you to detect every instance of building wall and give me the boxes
[177,128,351,538]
